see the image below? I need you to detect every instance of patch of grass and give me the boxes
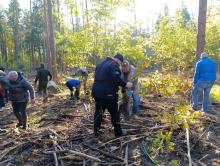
[28,114,47,125]
[210,84,220,102]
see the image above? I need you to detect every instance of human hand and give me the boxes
[31,99,35,105]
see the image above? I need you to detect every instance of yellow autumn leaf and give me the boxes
[143,59,150,68]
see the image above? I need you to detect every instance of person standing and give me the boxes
[7,71,35,129]
[121,61,140,118]
[75,68,89,95]
[35,63,52,102]
[192,53,217,112]
[0,70,7,108]
[92,54,133,137]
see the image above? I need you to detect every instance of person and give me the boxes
[92,53,133,137]
[192,52,217,112]
[0,82,6,108]
[35,63,52,102]
[121,61,140,118]
[65,79,81,100]
[7,71,35,129]
[0,70,7,108]
[75,68,89,95]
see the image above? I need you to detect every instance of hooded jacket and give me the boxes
[7,75,35,102]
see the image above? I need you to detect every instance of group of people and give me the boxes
[0,52,217,137]
[92,54,140,137]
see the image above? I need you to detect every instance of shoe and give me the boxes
[116,129,127,137]
[94,127,101,137]
[132,114,138,119]
[192,107,199,111]
[21,125,29,130]
[0,128,7,133]
[16,123,23,128]
[70,96,75,100]
[43,97,48,103]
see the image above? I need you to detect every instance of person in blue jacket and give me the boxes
[192,52,217,112]
[65,79,81,100]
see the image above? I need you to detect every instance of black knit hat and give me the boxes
[114,53,124,62]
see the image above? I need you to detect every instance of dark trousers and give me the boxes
[93,97,122,137]
[12,102,28,127]
[38,81,48,98]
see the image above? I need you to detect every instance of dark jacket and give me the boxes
[7,75,35,102]
[35,68,52,84]
[92,57,126,99]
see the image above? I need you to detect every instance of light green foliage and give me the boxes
[210,84,220,102]
[206,6,220,60]
[171,159,180,166]
[149,10,196,72]
[162,105,202,128]
[140,71,192,97]
[148,129,174,159]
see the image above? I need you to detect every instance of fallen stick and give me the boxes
[175,149,197,166]
[121,135,149,149]
[83,143,124,162]
[191,124,212,150]
[124,144,128,166]
[98,126,170,149]
[0,144,21,162]
[0,157,14,166]
[45,149,102,162]
[185,124,192,166]
[120,122,143,128]
[139,139,157,165]
[56,145,64,166]
[51,135,59,166]
[197,154,209,164]
[52,152,59,166]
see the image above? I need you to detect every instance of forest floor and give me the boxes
[0,82,220,166]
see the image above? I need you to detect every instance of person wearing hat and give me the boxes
[35,63,52,102]
[92,53,133,137]
[7,71,35,130]
[121,61,140,118]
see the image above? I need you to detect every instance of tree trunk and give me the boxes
[43,0,51,66]
[0,31,7,64]
[81,0,84,28]
[133,0,137,34]
[196,0,207,60]
[85,0,88,24]
[13,26,20,68]
[47,0,58,80]
[75,0,80,30]
[56,0,61,32]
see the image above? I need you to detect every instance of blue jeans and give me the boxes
[192,80,214,112]
[128,90,140,114]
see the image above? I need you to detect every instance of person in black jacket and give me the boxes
[35,63,52,102]
[92,53,133,137]
[7,71,35,129]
